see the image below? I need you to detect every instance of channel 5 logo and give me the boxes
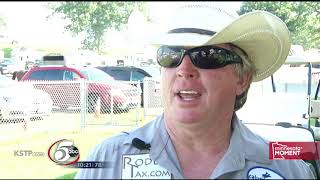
[48,139,80,166]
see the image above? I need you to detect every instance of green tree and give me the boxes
[3,48,12,58]
[238,2,320,49]
[48,2,147,53]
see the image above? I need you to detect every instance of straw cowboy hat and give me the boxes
[151,4,291,82]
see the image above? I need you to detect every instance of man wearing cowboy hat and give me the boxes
[75,3,316,179]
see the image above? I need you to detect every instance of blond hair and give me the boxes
[230,45,257,111]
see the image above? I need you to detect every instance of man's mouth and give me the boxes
[177,90,201,101]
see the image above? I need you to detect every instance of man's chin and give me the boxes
[170,108,202,124]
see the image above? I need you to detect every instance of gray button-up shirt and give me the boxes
[75,113,316,179]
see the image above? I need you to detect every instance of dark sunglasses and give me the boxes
[157,45,243,69]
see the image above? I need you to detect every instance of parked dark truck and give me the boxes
[97,66,153,106]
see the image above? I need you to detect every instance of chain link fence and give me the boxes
[0,79,142,134]
[0,77,166,136]
[143,78,163,121]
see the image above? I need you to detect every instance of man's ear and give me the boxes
[236,73,252,95]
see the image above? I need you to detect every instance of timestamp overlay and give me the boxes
[68,161,113,168]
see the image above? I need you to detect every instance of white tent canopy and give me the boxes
[286,44,320,65]
[285,55,320,65]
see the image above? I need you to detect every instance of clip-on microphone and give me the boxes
[132,138,151,150]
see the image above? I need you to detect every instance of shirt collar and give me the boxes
[148,113,271,174]
[149,113,170,159]
[123,112,271,178]
[211,114,271,178]
[122,113,169,155]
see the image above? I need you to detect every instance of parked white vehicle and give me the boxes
[237,54,320,178]
[0,75,53,122]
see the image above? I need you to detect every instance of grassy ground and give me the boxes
[0,108,163,179]
[56,172,77,179]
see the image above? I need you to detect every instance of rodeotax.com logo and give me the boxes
[48,139,80,166]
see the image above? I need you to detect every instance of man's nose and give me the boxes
[176,55,199,79]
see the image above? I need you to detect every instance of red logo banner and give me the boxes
[269,142,320,160]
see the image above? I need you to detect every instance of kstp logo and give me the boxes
[48,139,80,165]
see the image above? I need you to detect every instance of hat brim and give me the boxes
[151,11,291,82]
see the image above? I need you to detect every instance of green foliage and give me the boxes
[49,2,146,53]
[238,2,320,49]
[56,172,77,179]
[3,48,12,58]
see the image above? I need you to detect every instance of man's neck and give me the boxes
[165,114,233,152]
[164,113,234,178]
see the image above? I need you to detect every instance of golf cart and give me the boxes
[237,54,320,178]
